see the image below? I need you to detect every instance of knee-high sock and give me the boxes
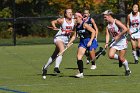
[55,55,62,68]
[44,57,53,69]
[77,60,83,73]
[132,51,138,60]
[122,60,130,71]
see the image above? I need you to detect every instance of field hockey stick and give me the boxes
[57,43,73,56]
[39,24,60,30]
[95,40,115,60]
[51,43,73,63]
[46,26,74,33]
[130,28,139,39]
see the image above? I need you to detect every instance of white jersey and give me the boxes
[54,18,75,44]
[129,12,140,39]
[107,19,127,50]
[55,18,74,37]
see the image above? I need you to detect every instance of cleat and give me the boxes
[135,60,139,64]
[125,70,131,76]
[90,65,97,70]
[42,67,47,79]
[54,67,60,73]
[75,73,84,78]
[119,60,122,67]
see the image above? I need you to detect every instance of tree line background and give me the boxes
[0,0,139,40]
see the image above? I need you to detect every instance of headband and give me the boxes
[75,12,83,18]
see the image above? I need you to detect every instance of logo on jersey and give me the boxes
[108,27,119,37]
[66,26,72,30]
[78,30,85,33]
[132,19,139,28]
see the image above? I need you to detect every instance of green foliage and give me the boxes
[0,0,138,39]
[0,7,12,18]
[0,22,12,39]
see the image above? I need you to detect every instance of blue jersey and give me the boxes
[76,21,91,39]
[76,21,98,51]
[84,17,93,27]
[84,17,96,30]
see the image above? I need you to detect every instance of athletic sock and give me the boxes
[122,60,130,71]
[114,54,119,60]
[55,55,62,68]
[77,60,83,73]
[91,60,95,65]
[44,57,53,69]
[132,51,138,60]
[136,48,140,57]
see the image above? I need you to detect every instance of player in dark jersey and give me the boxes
[67,12,98,78]
[83,9,98,69]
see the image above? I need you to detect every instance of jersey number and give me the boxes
[110,31,118,37]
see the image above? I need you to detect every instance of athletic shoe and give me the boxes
[119,60,122,67]
[42,67,47,79]
[54,67,60,73]
[125,70,131,76]
[90,65,97,70]
[135,60,139,64]
[75,73,84,78]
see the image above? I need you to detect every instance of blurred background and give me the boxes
[0,0,139,45]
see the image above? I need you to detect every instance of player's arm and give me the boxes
[66,22,77,47]
[67,30,77,47]
[51,18,63,30]
[91,18,98,39]
[115,19,128,41]
[84,23,96,47]
[105,27,110,48]
[127,14,131,34]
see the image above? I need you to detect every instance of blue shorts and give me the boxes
[78,38,98,51]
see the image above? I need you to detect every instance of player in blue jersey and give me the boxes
[83,9,98,69]
[67,12,98,78]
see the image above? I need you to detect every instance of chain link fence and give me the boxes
[0,14,127,46]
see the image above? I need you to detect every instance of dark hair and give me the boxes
[132,3,139,9]
[76,11,83,16]
[64,8,72,18]
[132,3,139,14]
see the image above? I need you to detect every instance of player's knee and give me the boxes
[132,46,137,50]
[137,45,140,49]
[77,55,82,60]
[108,55,114,59]
[119,57,125,62]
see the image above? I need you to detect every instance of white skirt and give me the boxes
[54,35,69,45]
[110,38,128,50]
[130,28,140,39]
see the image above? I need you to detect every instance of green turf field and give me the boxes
[0,42,139,93]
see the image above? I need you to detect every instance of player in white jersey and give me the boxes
[42,8,75,79]
[103,10,131,76]
[127,3,140,64]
